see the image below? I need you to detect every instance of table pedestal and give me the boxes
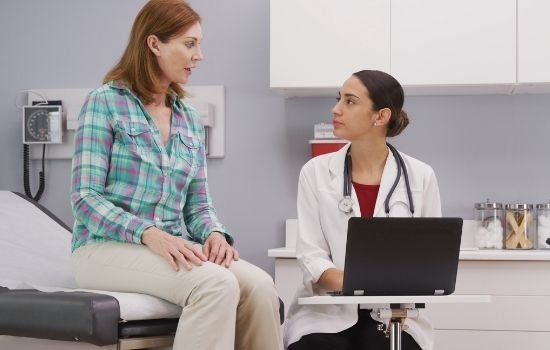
[389,319,402,350]
[377,308,417,350]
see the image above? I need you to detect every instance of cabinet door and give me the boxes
[270,0,390,93]
[390,0,516,87]
[518,0,550,83]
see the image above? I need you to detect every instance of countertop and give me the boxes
[268,247,550,261]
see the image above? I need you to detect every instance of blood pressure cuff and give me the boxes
[0,289,120,346]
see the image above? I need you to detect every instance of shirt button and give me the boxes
[155,217,160,221]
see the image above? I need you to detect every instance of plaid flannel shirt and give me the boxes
[70,80,229,251]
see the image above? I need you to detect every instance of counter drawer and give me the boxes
[455,260,550,295]
[424,295,550,331]
[433,329,550,350]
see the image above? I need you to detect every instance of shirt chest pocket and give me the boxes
[115,121,157,157]
[173,131,201,171]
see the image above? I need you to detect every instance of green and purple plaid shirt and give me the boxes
[70,80,229,251]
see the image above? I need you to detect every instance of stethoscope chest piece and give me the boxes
[338,196,353,214]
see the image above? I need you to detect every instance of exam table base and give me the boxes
[119,335,174,350]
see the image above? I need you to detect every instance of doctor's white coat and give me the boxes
[284,144,442,350]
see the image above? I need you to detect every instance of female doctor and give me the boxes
[284,70,441,350]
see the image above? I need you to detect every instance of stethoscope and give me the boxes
[338,143,415,217]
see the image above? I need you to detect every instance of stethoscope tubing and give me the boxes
[340,143,415,216]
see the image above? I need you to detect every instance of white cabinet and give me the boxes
[424,260,550,350]
[270,0,390,95]
[390,0,516,94]
[516,0,550,92]
[270,1,550,95]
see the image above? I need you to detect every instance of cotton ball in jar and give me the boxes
[474,226,490,248]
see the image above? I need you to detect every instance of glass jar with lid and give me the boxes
[474,200,504,249]
[504,203,535,250]
[536,202,550,249]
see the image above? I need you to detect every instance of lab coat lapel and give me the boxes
[373,149,398,217]
[328,144,365,218]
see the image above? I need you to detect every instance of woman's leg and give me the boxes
[72,242,240,350]
[354,310,422,350]
[228,259,282,350]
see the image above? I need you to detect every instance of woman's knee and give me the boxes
[233,261,276,296]
[195,263,240,297]
[254,270,276,295]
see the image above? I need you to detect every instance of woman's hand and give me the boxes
[203,231,240,268]
[142,227,207,271]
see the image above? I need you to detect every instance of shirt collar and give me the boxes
[107,80,183,109]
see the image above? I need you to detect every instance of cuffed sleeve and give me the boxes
[296,163,336,284]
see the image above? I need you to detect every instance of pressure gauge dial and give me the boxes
[22,105,62,144]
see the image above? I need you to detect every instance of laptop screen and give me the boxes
[342,217,463,296]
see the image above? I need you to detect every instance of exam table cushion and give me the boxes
[0,191,77,288]
[0,191,182,345]
[0,190,183,321]
[0,289,120,346]
[0,288,180,346]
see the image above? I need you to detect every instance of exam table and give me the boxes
[0,191,283,350]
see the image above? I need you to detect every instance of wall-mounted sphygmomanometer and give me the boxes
[23,105,63,144]
[16,91,65,202]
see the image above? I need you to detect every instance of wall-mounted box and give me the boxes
[26,88,91,159]
[309,139,347,158]
[183,85,225,158]
[26,86,225,159]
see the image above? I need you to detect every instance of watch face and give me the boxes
[25,108,51,142]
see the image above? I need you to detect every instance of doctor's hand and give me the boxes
[318,268,344,292]
[142,227,207,271]
[203,231,240,268]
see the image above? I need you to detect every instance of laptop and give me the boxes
[339,217,463,296]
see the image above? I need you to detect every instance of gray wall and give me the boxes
[1,0,549,276]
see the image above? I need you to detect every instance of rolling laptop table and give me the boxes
[299,294,491,350]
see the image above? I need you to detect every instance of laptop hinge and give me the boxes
[353,290,365,296]
[434,290,445,295]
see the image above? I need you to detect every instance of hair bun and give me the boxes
[387,109,409,137]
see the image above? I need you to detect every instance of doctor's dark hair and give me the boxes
[104,0,200,105]
[353,70,409,137]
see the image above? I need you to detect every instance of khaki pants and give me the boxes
[72,242,282,350]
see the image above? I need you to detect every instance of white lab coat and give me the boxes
[284,144,442,350]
